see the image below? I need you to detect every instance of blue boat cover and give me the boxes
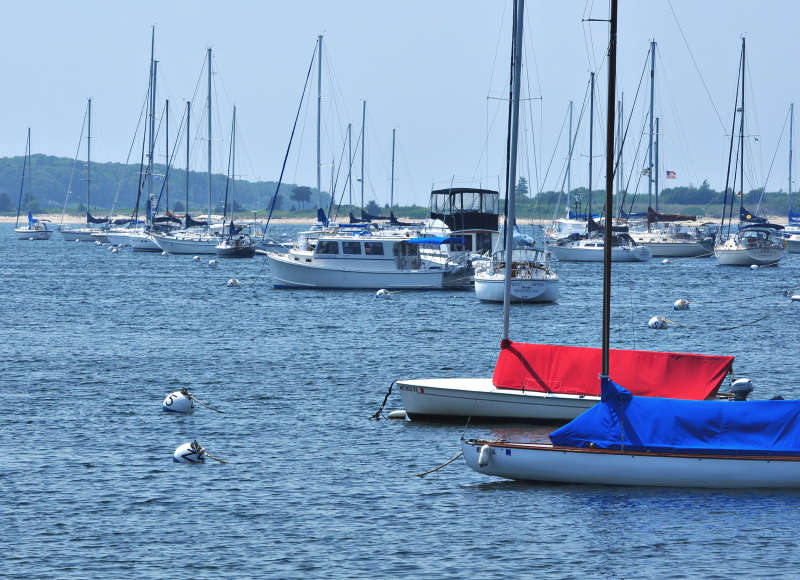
[789,211,800,224]
[550,378,800,456]
[406,236,465,245]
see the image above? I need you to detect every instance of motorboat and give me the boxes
[550,232,651,262]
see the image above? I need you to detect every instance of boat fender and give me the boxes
[376,288,391,298]
[192,255,200,261]
[387,410,408,420]
[730,378,754,401]
[161,251,169,256]
[478,444,491,467]
[791,294,800,302]
[173,440,206,464]
[208,259,218,267]
[227,278,241,287]
[648,316,667,329]
[750,264,759,270]
[162,389,194,413]
[662,258,671,264]
[673,299,690,311]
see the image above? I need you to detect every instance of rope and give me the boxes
[182,388,224,413]
[663,300,796,331]
[412,452,463,478]
[370,381,396,420]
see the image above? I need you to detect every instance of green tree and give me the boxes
[173,200,185,213]
[0,192,12,212]
[365,200,381,216]
[517,176,529,197]
[291,186,313,209]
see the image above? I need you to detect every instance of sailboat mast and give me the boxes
[648,40,655,210]
[348,123,353,208]
[601,0,618,378]
[232,106,237,224]
[390,128,396,209]
[148,27,155,201]
[165,98,169,211]
[317,35,322,210]
[655,117,660,212]
[361,100,366,213]
[588,71,594,217]
[87,98,92,216]
[185,100,190,221]
[207,47,212,229]
[739,38,746,215]
[567,100,573,206]
[502,0,517,250]
[16,129,30,227]
[790,103,794,216]
[501,0,525,342]
[616,96,623,205]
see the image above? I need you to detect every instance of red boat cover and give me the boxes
[492,342,734,400]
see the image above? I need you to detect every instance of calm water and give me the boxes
[2,224,800,579]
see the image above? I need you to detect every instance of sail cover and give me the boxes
[492,341,733,400]
[647,206,696,223]
[550,378,800,456]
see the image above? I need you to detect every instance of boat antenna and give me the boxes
[501,0,524,343]
[601,0,618,379]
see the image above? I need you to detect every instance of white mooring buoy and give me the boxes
[162,389,194,413]
[662,258,671,265]
[376,288,391,299]
[161,250,168,256]
[192,255,200,261]
[673,299,690,311]
[227,278,241,287]
[173,440,206,464]
[208,259,218,267]
[648,316,668,329]
[95,240,102,246]
[111,247,119,254]
[750,264,759,270]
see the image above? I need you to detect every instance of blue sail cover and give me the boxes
[550,378,800,456]
[789,211,800,225]
[406,236,465,245]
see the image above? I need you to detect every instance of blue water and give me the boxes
[2,223,800,579]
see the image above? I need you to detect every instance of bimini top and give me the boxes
[492,341,733,400]
[550,378,800,456]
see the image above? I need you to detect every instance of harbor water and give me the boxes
[2,223,800,579]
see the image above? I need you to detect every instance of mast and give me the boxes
[390,128,396,209]
[185,100,190,222]
[618,93,624,216]
[588,71,595,217]
[316,35,322,210]
[655,117,660,212]
[148,27,155,202]
[790,103,794,218]
[648,40,656,210]
[232,105,236,225]
[739,37,746,216]
[348,123,353,208]
[361,100,366,214]
[601,0,618,379]
[616,97,623,200]
[87,98,92,217]
[207,47,212,230]
[165,98,169,211]
[502,0,517,249]
[501,0,525,343]
[16,129,30,227]
[567,100,573,207]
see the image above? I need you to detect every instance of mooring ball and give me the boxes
[750,264,759,270]
[193,255,200,261]
[161,251,168,256]
[662,258,671,265]
[673,299,689,311]
[162,390,193,413]
[208,259,218,267]
[227,278,241,287]
[376,289,390,299]
[173,441,205,464]
[648,316,667,329]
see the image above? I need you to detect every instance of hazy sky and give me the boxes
[2,1,799,206]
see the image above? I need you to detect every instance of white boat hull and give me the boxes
[714,246,784,266]
[91,231,109,243]
[60,228,95,242]
[474,276,559,303]
[462,439,800,488]
[15,227,52,240]
[130,233,161,252]
[784,233,800,253]
[397,378,596,421]
[268,252,445,289]
[152,234,218,254]
[640,241,709,257]
[550,244,651,262]
[106,231,131,246]
[254,239,290,254]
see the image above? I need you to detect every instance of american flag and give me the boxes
[666,170,676,179]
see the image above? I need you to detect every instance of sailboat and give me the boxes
[547,72,650,262]
[14,129,52,240]
[714,39,784,267]
[783,103,800,253]
[461,2,800,489]
[60,99,108,242]
[393,0,730,422]
[152,48,220,255]
[216,107,255,258]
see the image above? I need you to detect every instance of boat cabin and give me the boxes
[429,187,499,253]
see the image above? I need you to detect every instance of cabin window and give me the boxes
[475,232,492,252]
[364,242,384,255]
[316,241,339,255]
[342,241,362,255]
